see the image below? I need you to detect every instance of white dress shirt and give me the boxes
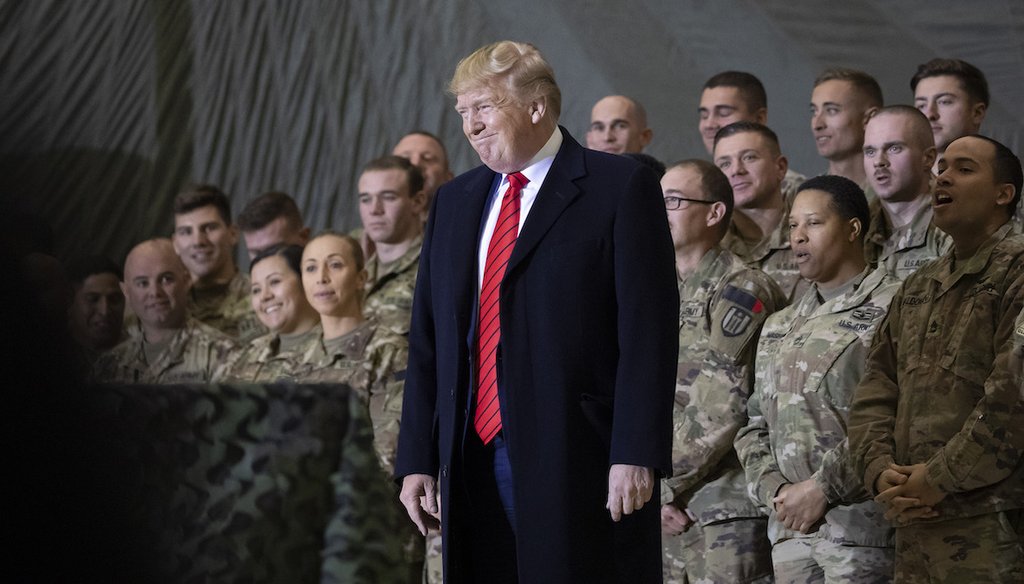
[477,127,563,288]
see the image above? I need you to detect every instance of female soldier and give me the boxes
[735,175,900,583]
[297,231,419,581]
[297,231,408,467]
[219,244,320,382]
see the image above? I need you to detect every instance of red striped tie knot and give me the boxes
[508,171,528,191]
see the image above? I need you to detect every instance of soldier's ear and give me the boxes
[706,201,727,229]
[848,217,862,242]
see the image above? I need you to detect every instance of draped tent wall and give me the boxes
[1,0,1021,264]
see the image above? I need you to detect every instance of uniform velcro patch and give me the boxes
[722,285,764,313]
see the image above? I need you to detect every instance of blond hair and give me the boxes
[449,41,561,119]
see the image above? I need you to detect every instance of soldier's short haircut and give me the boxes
[361,155,425,196]
[236,192,304,233]
[66,255,122,285]
[910,58,989,106]
[666,158,734,236]
[867,105,935,150]
[814,67,884,109]
[703,71,767,112]
[306,230,365,272]
[173,184,232,225]
[249,243,305,278]
[796,175,871,241]
[713,121,782,157]
[964,135,1023,219]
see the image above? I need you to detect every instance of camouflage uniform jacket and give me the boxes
[849,225,1024,523]
[92,317,237,384]
[297,320,419,564]
[661,247,786,525]
[864,198,952,281]
[780,168,807,204]
[722,195,808,303]
[188,271,267,342]
[363,235,422,334]
[735,266,901,546]
[298,320,409,476]
[218,325,322,383]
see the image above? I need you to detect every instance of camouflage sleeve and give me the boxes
[813,437,868,504]
[662,351,752,503]
[848,294,904,495]
[707,273,786,365]
[925,273,1024,494]
[321,390,405,583]
[365,335,410,477]
[734,374,788,508]
[664,271,784,502]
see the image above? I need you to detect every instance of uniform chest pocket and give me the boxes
[773,328,861,396]
[938,288,1000,386]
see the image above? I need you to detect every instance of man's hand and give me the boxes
[875,463,944,523]
[874,466,908,494]
[772,478,827,533]
[399,473,441,535]
[607,464,654,522]
[661,503,695,536]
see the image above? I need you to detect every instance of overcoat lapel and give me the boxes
[449,170,500,335]
[506,129,585,274]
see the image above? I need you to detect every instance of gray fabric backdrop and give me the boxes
[1,0,1021,263]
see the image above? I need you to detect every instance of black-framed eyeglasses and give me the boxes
[664,196,715,210]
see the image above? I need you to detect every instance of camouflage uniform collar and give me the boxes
[252,324,321,363]
[250,333,278,362]
[306,319,376,366]
[933,223,1016,289]
[723,197,792,262]
[189,269,246,301]
[679,246,725,286]
[366,234,423,285]
[137,317,204,374]
[797,266,885,317]
[867,198,935,252]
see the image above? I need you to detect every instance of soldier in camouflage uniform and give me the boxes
[714,122,809,302]
[358,155,427,334]
[93,239,236,384]
[862,106,952,281]
[219,244,322,383]
[300,231,423,582]
[735,176,901,583]
[170,184,267,342]
[658,160,785,584]
[849,136,1024,583]
[698,71,808,205]
[66,255,126,372]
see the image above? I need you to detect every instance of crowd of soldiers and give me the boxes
[43,56,1024,583]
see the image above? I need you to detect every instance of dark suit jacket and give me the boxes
[395,127,678,583]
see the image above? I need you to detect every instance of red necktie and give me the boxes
[474,171,528,444]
